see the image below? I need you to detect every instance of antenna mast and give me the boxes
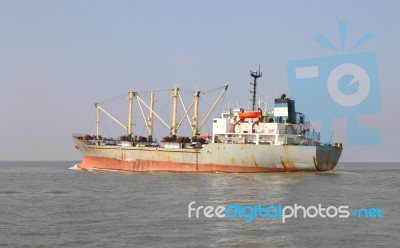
[250,65,262,111]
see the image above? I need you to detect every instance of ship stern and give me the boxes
[313,145,343,171]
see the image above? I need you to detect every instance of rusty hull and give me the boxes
[73,137,342,172]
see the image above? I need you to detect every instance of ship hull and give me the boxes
[73,138,342,172]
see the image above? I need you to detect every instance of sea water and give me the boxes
[0,161,398,247]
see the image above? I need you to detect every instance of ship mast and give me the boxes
[250,65,262,111]
[171,86,179,137]
[148,92,154,142]
[96,104,100,139]
[92,85,228,141]
[193,89,200,136]
[128,90,134,139]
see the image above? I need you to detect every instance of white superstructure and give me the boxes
[212,95,320,146]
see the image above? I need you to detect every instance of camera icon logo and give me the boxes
[328,63,370,107]
[286,22,381,145]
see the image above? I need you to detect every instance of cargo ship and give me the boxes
[73,69,342,172]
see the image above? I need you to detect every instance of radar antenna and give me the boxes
[250,65,262,111]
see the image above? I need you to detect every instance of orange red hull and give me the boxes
[78,156,317,173]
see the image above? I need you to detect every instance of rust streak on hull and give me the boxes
[78,156,317,173]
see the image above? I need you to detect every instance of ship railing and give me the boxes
[72,133,83,139]
[216,137,245,144]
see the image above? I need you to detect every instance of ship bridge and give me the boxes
[212,95,320,146]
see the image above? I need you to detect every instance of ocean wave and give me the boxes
[68,164,83,170]
[69,164,124,173]
[0,190,21,194]
[316,170,359,175]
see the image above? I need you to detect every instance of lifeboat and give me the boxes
[238,111,262,119]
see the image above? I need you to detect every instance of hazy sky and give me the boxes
[0,0,399,161]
